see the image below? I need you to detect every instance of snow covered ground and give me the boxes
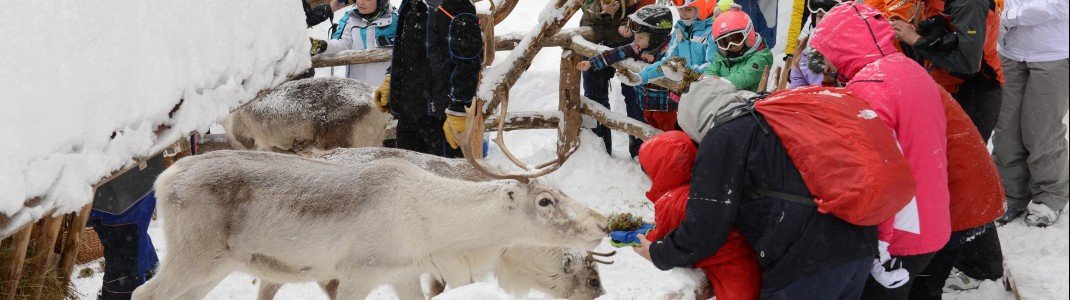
[61,0,1067,299]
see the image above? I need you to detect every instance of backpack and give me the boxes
[747,86,916,226]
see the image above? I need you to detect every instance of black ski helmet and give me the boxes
[627,5,674,36]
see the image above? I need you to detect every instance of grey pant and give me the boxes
[993,57,1070,211]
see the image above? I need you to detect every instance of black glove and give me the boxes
[310,38,328,56]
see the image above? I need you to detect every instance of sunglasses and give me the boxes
[715,31,746,51]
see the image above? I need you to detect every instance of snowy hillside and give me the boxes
[51,0,1070,299]
[0,0,310,236]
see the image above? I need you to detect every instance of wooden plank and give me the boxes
[28,214,65,300]
[54,203,93,292]
[1,224,33,300]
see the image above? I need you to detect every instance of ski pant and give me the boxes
[396,115,463,158]
[643,110,679,132]
[993,57,1070,212]
[953,87,1003,143]
[909,223,1003,300]
[581,65,642,157]
[861,252,937,300]
[87,192,159,300]
[760,256,871,300]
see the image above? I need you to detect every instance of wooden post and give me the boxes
[1,225,33,300]
[559,50,583,150]
[481,14,496,66]
[28,214,65,300]
[757,65,772,92]
[54,203,93,290]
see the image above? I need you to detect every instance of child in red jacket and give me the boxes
[613,130,760,300]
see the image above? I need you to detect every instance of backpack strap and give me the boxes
[745,187,816,206]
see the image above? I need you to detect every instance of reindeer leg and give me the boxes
[391,277,426,300]
[318,280,340,300]
[333,278,375,300]
[257,281,284,300]
[132,256,232,300]
[174,260,237,299]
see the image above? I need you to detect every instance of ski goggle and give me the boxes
[715,31,746,50]
[808,0,841,15]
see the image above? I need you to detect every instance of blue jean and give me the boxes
[760,256,871,300]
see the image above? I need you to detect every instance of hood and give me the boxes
[677,77,757,142]
[809,2,898,80]
[638,131,697,202]
[677,15,713,32]
[349,6,396,27]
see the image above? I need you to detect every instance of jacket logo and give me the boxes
[966,26,977,35]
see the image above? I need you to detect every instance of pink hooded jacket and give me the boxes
[811,2,950,256]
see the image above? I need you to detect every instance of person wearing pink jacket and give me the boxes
[810,2,950,299]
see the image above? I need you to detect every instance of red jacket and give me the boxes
[639,131,760,300]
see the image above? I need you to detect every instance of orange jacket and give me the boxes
[939,88,1006,231]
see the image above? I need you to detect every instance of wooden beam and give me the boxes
[1,224,33,300]
[54,203,93,292]
[580,98,662,141]
[481,0,581,115]
[309,28,594,69]
[27,214,64,300]
[566,36,682,91]
[492,0,520,25]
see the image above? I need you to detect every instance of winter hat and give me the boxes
[673,0,717,20]
[809,2,897,80]
[676,77,757,142]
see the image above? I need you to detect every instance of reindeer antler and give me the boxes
[586,250,617,265]
[456,97,578,184]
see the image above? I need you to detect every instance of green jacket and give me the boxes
[702,45,773,92]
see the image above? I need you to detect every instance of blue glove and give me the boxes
[610,223,655,248]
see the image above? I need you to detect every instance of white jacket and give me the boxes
[323,9,396,86]
[999,0,1069,62]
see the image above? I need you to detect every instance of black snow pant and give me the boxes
[760,256,872,300]
[953,87,1003,143]
[88,193,159,300]
[396,115,463,158]
[908,223,1004,300]
[861,252,937,300]
[581,64,642,157]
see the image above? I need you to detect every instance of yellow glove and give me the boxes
[373,76,391,113]
[443,111,468,149]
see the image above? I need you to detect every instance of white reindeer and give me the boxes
[250,147,615,300]
[132,150,608,300]
[223,77,391,156]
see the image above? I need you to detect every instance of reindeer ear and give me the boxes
[562,255,576,275]
[500,181,522,210]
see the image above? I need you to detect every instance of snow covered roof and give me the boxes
[0,1,311,237]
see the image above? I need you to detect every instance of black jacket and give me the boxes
[427,0,484,115]
[303,0,334,27]
[650,115,878,288]
[389,0,434,118]
[907,0,1000,92]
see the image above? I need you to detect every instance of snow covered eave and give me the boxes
[0,1,311,238]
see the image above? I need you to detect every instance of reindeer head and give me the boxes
[499,181,608,250]
[497,247,614,300]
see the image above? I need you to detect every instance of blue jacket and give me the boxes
[639,18,714,84]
